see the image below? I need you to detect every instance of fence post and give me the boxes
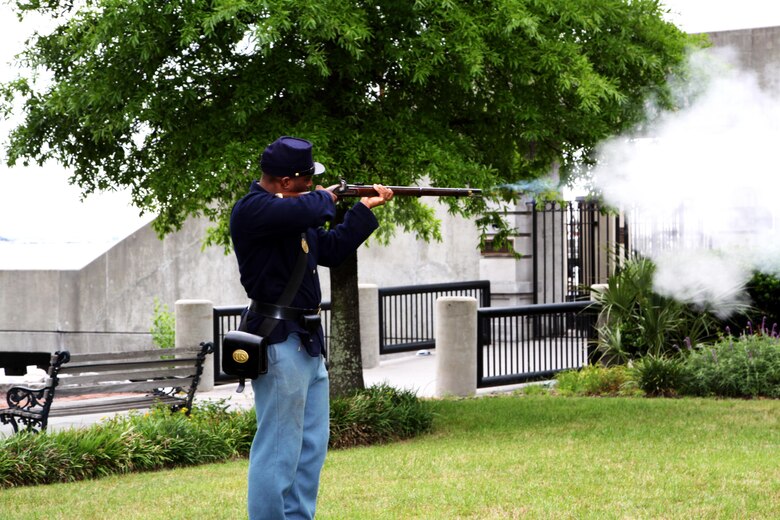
[175,299,214,392]
[359,284,380,369]
[590,283,608,327]
[589,283,609,364]
[435,296,477,397]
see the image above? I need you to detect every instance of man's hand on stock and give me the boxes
[316,184,339,203]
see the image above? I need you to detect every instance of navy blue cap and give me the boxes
[260,136,325,177]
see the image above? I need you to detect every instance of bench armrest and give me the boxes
[5,385,48,411]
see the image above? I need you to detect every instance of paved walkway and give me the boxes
[1,350,529,435]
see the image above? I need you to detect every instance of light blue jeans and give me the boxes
[248,333,330,520]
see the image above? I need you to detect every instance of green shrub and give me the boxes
[0,401,255,488]
[746,272,780,327]
[681,332,780,398]
[150,297,175,349]
[0,385,432,488]
[329,384,434,449]
[517,383,552,396]
[592,257,720,363]
[554,365,640,397]
[631,355,689,397]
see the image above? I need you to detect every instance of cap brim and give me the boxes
[313,162,325,175]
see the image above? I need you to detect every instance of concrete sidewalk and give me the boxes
[1,350,529,435]
[192,350,439,410]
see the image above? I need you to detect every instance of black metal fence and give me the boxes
[211,281,490,379]
[212,306,244,382]
[477,301,598,388]
[379,280,491,354]
[623,205,715,257]
[213,282,599,388]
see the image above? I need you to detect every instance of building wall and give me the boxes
[707,26,780,92]
[338,199,481,291]
[478,199,535,307]
[0,219,245,354]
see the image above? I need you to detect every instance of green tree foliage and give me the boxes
[1,0,698,394]
[3,0,697,241]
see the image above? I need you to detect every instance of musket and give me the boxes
[334,179,481,198]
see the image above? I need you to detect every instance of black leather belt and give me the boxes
[249,300,320,321]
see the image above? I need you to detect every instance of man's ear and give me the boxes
[278,176,292,190]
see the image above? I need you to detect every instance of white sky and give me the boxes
[661,0,780,33]
[1,1,780,268]
[0,4,154,268]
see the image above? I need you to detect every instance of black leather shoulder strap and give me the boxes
[257,232,309,337]
[233,232,311,393]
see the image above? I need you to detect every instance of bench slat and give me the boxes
[48,395,183,417]
[59,356,200,375]
[57,367,198,387]
[55,377,195,397]
[65,346,203,363]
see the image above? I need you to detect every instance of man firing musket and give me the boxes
[228,136,483,520]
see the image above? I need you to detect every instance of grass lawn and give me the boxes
[2,395,779,519]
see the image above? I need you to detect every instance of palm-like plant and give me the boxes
[592,256,719,363]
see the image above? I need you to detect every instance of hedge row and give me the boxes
[0,384,433,488]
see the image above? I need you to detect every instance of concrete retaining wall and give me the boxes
[707,26,780,93]
[0,218,247,355]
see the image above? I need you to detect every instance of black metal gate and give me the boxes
[531,199,628,303]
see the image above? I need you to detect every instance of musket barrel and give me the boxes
[335,181,480,198]
[389,186,481,197]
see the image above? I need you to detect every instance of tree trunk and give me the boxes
[327,207,365,398]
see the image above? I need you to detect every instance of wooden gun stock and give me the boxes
[334,179,481,198]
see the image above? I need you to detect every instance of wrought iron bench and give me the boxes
[0,342,214,434]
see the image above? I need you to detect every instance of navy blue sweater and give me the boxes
[230,182,378,356]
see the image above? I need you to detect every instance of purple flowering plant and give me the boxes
[680,317,780,398]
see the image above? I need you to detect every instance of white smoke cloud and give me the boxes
[591,46,780,316]
[652,250,752,319]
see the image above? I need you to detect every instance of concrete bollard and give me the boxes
[590,283,609,301]
[359,284,380,369]
[590,283,609,364]
[435,296,477,397]
[175,299,214,392]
